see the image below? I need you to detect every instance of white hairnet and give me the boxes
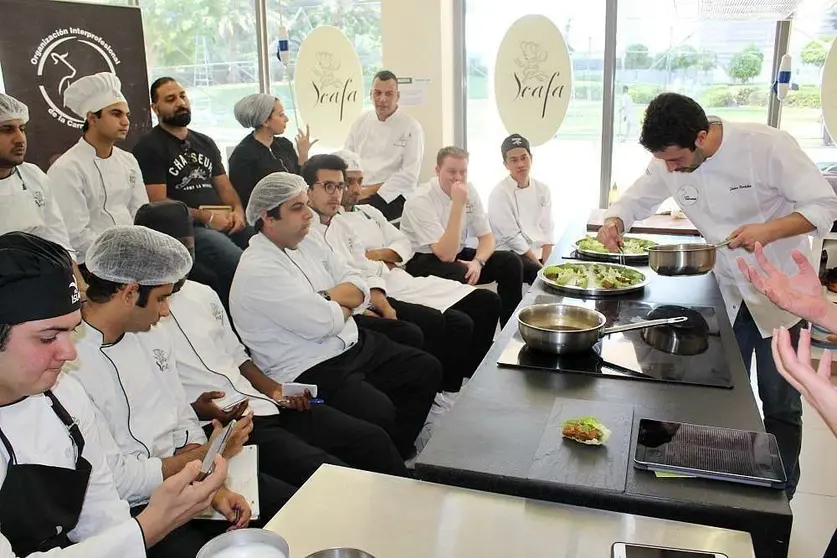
[85,225,193,286]
[332,149,363,173]
[246,172,308,226]
[234,93,277,129]
[64,72,127,118]
[0,93,29,124]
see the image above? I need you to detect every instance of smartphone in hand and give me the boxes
[198,419,237,481]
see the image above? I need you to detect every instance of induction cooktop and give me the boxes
[498,293,734,389]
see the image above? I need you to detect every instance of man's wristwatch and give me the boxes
[318,290,332,301]
[475,257,487,267]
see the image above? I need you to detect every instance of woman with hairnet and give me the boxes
[68,226,297,558]
[230,172,442,460]
[228,93,317,208]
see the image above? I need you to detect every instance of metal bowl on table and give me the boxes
[197,529,290,558]
[305,549,376,558]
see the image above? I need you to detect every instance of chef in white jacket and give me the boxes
[344,70,424,221]
[329,150,500,393]
[0,231,227,558]
[48,73,148,263]
[597,92,837,499]
[68,226,296,558]
[488,133,555,283]
[230,172,441,459]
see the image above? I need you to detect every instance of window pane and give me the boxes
[139,0,260,162]
[611,3,775,210]
[783,0,837,171]
[266,0,382,151]
[465,0,606,229]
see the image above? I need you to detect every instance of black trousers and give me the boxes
[295,329,442,458]
[406,248,524,327]
[354,313,424,348]
[825,529,837,558]
[134,473,295,558]
[367,193,405,221]
[388,289,500,392]
[518,253,541,285]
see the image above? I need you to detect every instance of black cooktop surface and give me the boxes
[498,294,733,389]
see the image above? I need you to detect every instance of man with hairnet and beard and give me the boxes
[230,172,442,460]
[0,93,86,292]
[131,77,252,310]
[69,227,296,558]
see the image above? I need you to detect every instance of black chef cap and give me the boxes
[501,133,531,161]
[0,232,80,325]
[134,200,194,239]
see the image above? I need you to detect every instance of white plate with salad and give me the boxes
[575,235,657,261]
[539,261,649,296]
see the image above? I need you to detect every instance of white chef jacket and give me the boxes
[48,139,148,263]
[69,322,206,507]
[400,177,492,255]
[488,175,555,258]
[0,374,145,558]
[230,233,371,383]
[164,280,279,422]
[326,205,475,312]
[344,108,424,203]
[0,163,75,259]
[605,120,837,337]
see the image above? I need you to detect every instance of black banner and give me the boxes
[0,0,151,170]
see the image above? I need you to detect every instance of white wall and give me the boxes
[381,0,455,182]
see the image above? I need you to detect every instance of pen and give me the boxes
[233,504,240,525]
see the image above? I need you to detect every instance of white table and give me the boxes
[266,465,755,558]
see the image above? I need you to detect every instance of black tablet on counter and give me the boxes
[634,418,786,489]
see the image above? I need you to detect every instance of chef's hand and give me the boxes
[191,392,249,424]
[206,210,233,233]
[295,124,318,160]
[211,486,252,531]
[737,242,829,325]
[450,180,469,206]
[363,308,382,318]
[370,289,397,320]
[773,327,837,437]
[596,218,624,253]
[458,259,482,285]
[727,223,776,252]
[271,386,313,412]
[376,300,398,320]
[208,414,254,459]
[137,457,227,546]
[229,207,246,234]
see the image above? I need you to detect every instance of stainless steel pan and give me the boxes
[647,239,732,276]
[517,303,687,355]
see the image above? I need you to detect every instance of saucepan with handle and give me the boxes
[647,238,733,276]
[517,303,687,355]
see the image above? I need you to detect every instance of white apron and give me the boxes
[0,168,44,234]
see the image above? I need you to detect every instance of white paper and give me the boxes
[282,383,318,398]
[397,77,430,107]
[197,445,260,521]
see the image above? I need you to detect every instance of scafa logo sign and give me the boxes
[30,27,121,129]
[494,15,573,146]
[295,26,363,147]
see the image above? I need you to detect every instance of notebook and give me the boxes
[197,445,260,521]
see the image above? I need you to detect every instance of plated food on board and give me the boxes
[562,416,611,445]
[575,235,657,256]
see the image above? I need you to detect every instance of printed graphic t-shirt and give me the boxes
[132,126,225,208]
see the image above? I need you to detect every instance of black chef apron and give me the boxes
[0,391,92,555]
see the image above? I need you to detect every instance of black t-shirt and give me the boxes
[228,133,300,208]
[132,126,225,208]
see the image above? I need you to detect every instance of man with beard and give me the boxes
[132,78,252,309]
[48,72,149,265]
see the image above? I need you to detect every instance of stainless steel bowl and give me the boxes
[197,529,290,558]
[304,549,376,558]
[648,243,717,276]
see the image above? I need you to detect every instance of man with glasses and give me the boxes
[132,77,253,309]
[597,92,837,499]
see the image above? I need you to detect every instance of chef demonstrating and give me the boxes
[401,145,525,327]
[344,70,424,221]
[133,201,407,477]
[48,72,148,264]
[597,92,837,498]
[229,172,442,459]
[331,149,501,392]
[0,231,228,558]
[488,133,556,282]
[69,227,296,558]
